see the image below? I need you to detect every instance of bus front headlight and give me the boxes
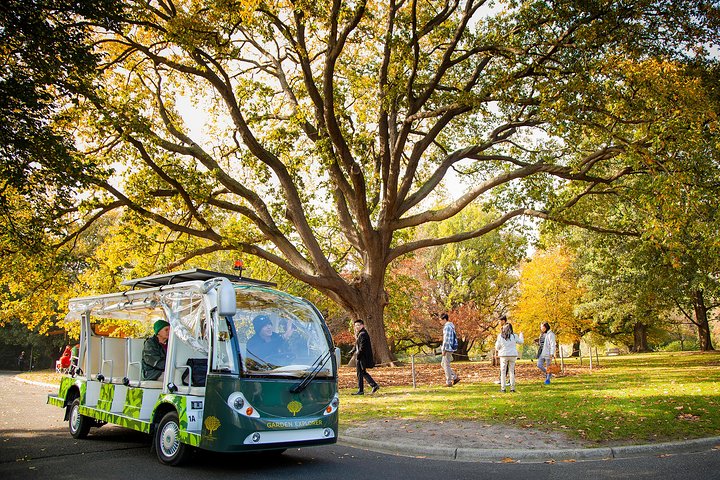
[324,394,339,415]
[227,392,259,418]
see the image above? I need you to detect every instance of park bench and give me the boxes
[606,347,620,356]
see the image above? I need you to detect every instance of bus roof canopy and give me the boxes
[121,268,276,289]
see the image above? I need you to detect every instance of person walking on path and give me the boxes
[537,321,557,385]
[441,313,460,387]
[17,351,26,371]
[494,323,524,392]
[352,319,379,395]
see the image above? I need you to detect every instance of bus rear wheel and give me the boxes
[155,411,192,466]
[68,398,91,439]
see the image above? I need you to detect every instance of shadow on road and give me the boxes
[1,424,150,464]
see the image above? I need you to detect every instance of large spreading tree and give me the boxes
[7,0,720,362]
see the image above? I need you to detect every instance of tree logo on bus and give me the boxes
[204,416,220,438]
[287,400,302,416]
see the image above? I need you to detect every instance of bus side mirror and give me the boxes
[217,277,237,317]
[335,347,341,368]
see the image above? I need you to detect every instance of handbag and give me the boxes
[181,358,208,386]
[546,359,561,375]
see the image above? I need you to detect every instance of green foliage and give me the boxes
[541,56,720,351]
[426,205,526,310]
[569,231,669,340]
[0,0,121,245]
[657,339,699,352]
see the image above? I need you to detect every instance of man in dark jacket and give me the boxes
[142,319,170,380]
[352,319,379,395]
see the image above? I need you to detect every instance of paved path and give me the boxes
[340,418,720,463]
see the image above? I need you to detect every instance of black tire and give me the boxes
[154,411,192,466]
[68,398,91,439]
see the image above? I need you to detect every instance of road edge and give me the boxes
[339,434,720,463]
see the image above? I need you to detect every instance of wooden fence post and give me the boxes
[411,354,416,389]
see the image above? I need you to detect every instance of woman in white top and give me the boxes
[537,321,557,384]
[494,323,524,392]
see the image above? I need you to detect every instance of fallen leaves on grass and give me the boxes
[677,413,700,421]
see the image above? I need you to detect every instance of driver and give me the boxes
[246,314,294,368]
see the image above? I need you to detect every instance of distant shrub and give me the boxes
[657,340,699,352]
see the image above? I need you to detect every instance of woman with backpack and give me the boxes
[494,323,524,392]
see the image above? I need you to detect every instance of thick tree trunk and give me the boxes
[345,277,395,366]
[693,290,715,351]
[362,301,395,366]
[455,339,469,361]
[633,322,649,352]
[570,340,581,357]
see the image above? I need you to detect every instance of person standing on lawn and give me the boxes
[495,315,511,386]
[495,323,524,392]
[537,321,556,384]
[441,313,460,387]
[352,319,380,395]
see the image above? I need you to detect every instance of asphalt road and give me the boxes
[2,371,719,480]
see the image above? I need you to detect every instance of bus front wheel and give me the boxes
[155,411,192,466]
[68,398,91,439]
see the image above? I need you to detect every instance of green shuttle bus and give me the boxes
[47,269,340,465]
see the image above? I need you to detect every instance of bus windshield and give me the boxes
[233,287,333,378]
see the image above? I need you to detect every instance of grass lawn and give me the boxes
[339,351,720,445]
[20,351,720,445]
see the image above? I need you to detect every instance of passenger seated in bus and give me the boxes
[142,319,170,380]
[56,345,72,372]
[246,314,294,368]
[69,343,80,375]
[70,343,79,365]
